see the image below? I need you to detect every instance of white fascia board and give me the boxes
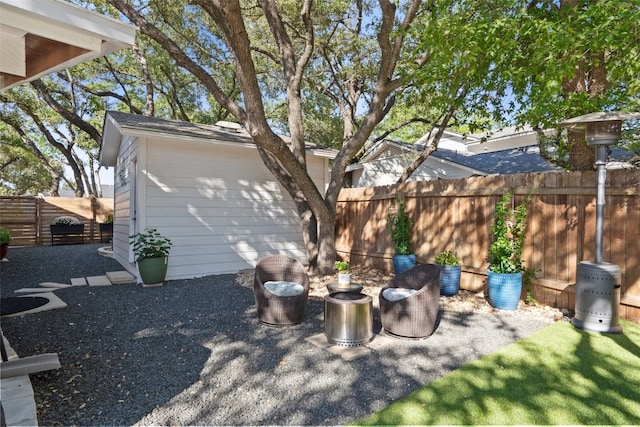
[360,140,410,163]
[0,27,25,76]
[417,128,469,142]
[346,162,364,172]
[310,148,338,159]
[99,114,124,166]
[0,0,137,47]
[1,7,102,52]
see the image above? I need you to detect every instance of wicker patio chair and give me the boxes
[254,255,310,327]
[379,263,441,339]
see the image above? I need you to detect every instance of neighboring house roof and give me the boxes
[348,139,486,175]
[348,138,560,180]
[351,131,636,187]
[360,131,470,164]
[434,145,563,175]
[0,0,137,91]
[349,124,638,188]
[100,111,337,166]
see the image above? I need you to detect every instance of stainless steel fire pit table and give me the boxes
[324,292,373,347]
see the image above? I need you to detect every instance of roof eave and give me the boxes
[0,0,137,91]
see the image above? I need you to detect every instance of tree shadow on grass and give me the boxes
[357,320,640,425]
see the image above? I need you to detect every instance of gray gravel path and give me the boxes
[0,244,553,426]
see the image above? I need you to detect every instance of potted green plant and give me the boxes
[387,194,415,274]
[335,260,351,286]
[435,250,461,296]
[129,228,172,287]
[0,226,11,260]
[486,192,530,310]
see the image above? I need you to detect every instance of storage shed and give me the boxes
[100,111,336,281]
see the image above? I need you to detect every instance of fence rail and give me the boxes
[0,196,113,246]
[2,170,639,321]
[336,169,640,321]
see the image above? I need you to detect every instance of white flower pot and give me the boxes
[338,273,351,287]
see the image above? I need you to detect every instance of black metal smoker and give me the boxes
[561,112,640,334]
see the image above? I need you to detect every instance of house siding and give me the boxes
[130,136,323,280]
[352,155,475,187]
[112,134,137,277]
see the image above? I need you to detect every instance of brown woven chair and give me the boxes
[379,263,440,338]
[254,255,310,326]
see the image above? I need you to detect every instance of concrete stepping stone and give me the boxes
[305,333,372,361]
[86,276,112,287]
[106,271,136,284]
[39,282,72,289]
[0,338,38,427]
[306,333,332,349]
[70,277,87,286]
[329,344,370,361]
[14,288,57,294]
[367,334,395,351]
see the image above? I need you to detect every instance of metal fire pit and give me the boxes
[572,261,622,334]
[324,292,373,347]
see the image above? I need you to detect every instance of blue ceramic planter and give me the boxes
[487,270,522,310]
[439,265,461,296]
[392,254,416,274]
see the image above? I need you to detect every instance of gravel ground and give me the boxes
[1,244,559,426]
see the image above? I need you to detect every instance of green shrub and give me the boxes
[435,250,461,266]
[129,228,172,262]
[388,195,413,255]
[335,260,350,273]
[487,193,530,273]
[0,226,11,245]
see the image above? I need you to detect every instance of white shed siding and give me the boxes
[136,136,322,279]
[111,134,137,277]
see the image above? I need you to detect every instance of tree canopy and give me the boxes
[1,0,637,272]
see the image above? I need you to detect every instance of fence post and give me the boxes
[36,197,42,246]
[90,197,97,242]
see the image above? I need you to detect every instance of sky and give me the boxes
[99,167,114,186]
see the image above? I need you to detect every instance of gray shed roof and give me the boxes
[100,111,337,166]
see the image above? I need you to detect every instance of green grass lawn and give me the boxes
[356,319,640,425]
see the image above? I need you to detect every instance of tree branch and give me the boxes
[373,118,434,143]
[30,79,102,144]
[107,0,246,121]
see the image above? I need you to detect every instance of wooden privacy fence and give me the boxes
[336,169,640,321]
[0,196,114,246]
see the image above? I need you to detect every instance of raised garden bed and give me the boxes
[50,224,84,245]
